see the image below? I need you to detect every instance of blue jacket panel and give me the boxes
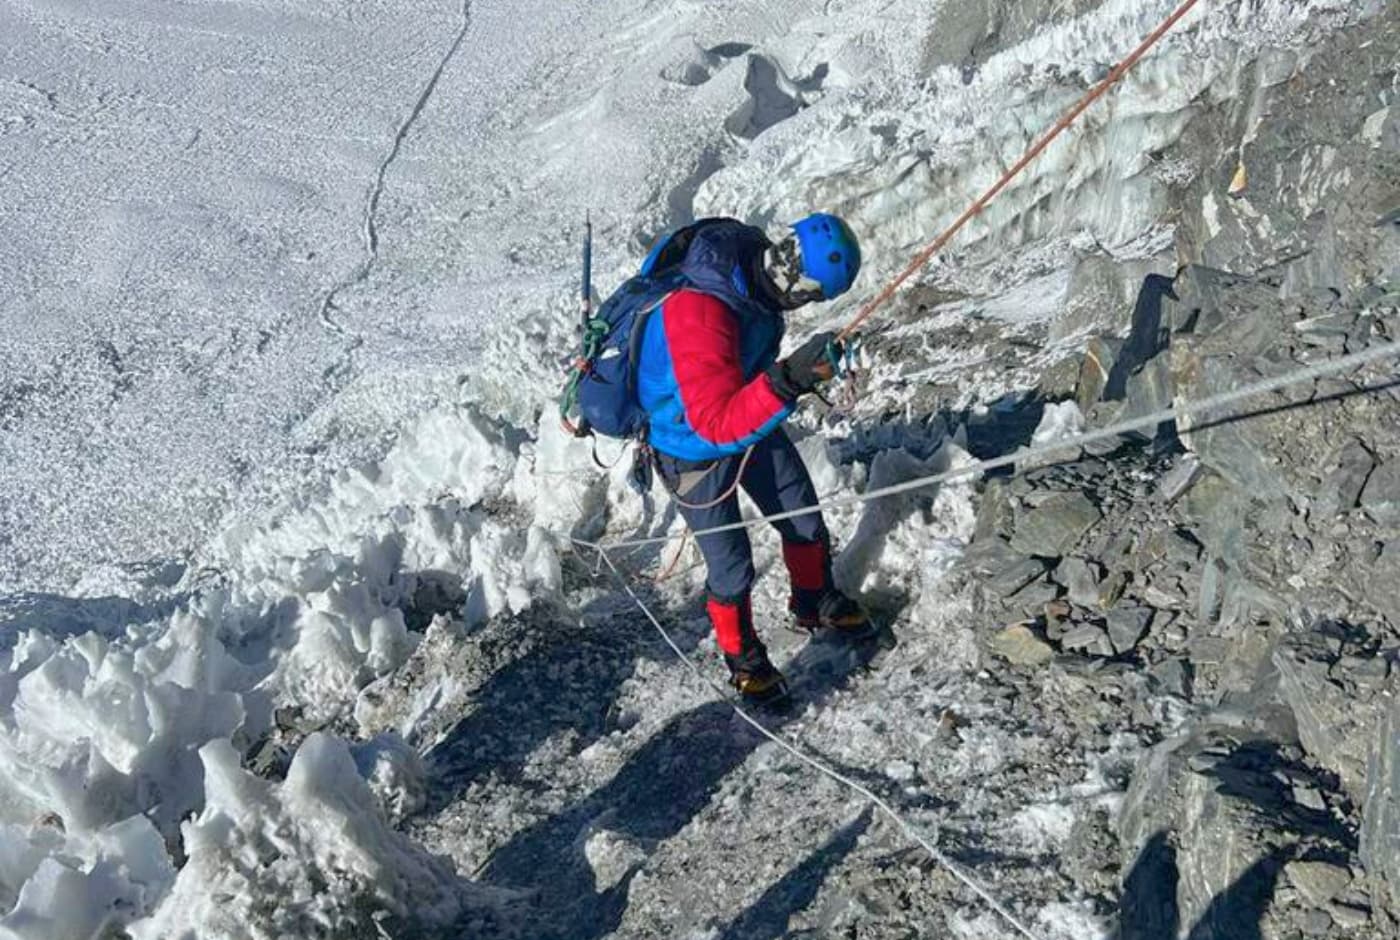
[635,220,791,461]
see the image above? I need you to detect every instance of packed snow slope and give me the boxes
[3,0,1011,593]
[2,0,1396,938]
[0,0,1365,594]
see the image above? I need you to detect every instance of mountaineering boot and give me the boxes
[724,647,790,706]
[707,592,789,705]
[782,539,877,641]
[794,590,878,641]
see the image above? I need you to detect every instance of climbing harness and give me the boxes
[645,443,758,584]
[665,444,757,511]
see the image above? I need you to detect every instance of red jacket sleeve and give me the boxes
[661,290,790,446]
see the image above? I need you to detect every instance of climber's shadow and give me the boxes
[1116,739,1351,940]
[475,621,903,940]
[716,807,873,940]
[1117,831,1292,940]
[421,574,704,814]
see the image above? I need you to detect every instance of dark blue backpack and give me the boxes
[561,219,749,440]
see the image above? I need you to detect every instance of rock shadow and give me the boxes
[1199,739,1353,848]
[961,391,1049,465]
[1185,846,1291,940]
[1104,274,1177,401]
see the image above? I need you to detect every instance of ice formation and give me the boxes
[0,0,1384,935]
[0,403,553,935]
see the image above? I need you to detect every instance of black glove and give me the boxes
[766,332,843,400]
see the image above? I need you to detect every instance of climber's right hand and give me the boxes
[766,332,842,400]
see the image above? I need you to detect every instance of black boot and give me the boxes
[724,646,790,706]
[707,592,790,705]
[791,590,877,641]
[782,539,876,640]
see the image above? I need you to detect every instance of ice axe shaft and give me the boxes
[581,211,593,332]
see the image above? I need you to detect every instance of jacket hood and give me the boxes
[677,220,778,316]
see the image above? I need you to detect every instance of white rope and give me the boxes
[556,340,1397,940]
[584,543,1048,940]
[579,341,1400,552]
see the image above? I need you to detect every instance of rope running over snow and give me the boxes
[582,542,1050,940]
[836,0,1206,342]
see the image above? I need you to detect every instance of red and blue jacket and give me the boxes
[635,221,794,462]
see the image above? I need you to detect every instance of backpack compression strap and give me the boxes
[558,291,677,439]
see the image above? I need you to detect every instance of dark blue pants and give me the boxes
[655,428,830,602]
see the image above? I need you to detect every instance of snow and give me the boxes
[1037,900,1111,940]
[1033,401,1088,446]
[1010,800,1078,854]
[0,0,1380,935]
[127,735,473,940]
[583,824,647,893]
[0,815,172,940]
[0,400,550,933]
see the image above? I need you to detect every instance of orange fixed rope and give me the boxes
[837,0,1206,343]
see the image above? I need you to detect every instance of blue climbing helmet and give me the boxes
[767,212,861,303]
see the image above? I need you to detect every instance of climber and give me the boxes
[634,214,875,705]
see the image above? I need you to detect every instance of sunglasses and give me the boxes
[765,235,826,306]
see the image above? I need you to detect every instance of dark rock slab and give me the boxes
[984,555,1050,598]
[1157,453,1202,504]
[1285,860,1352,906]
[1148,657,1192,699]
[1061,622,1113,657]
[1053,555,1101,609]
[1178,472,1249,565]
[1362,693,1400,919]
[1356,541,1400,624]
[1360,459,1400,524]
[1118,733,1311,940]
[1076,336,1122,412]
[1009,491,1101,557]
[1107,606,1155,654]
[1273,635,1386,796]
[1173,351,1289,501]
[987,623,1055,666]
[1007,577,1062,616]
[1313,440,1376,518]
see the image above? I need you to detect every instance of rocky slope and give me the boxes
[939,5,1400,936]
[2,2,1394,938]
[341,5,1400,939]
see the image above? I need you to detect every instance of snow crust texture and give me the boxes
[1,0,1392,937]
